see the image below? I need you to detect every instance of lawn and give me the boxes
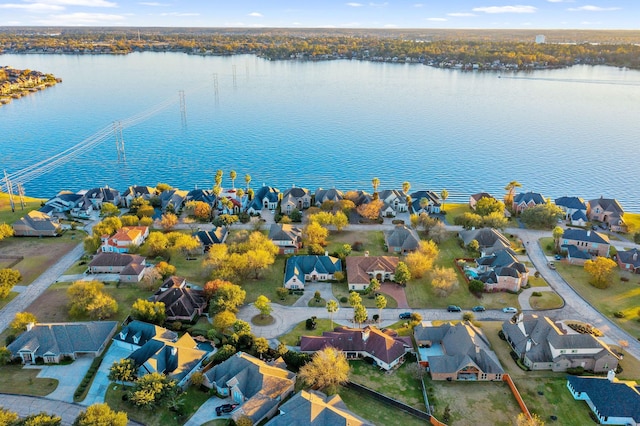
[0,364,58,396]
[0,192,46,225]
[326,230,389,257]
[24,281,150,324]
[239,257,298,305]
[527,275,549,288]
[331,283,398,309]
[529,292,564,310]
[105,383,212,426]
[338,386,426,426]
[441,203,470,224]
[279,318,336,346]
[555,262,640,337]
[0,231,83,285]
[63,258,91,275]
[349,359,425,410]
[0,291,18,310]
[625,212,640,234]
[403,233,520,310]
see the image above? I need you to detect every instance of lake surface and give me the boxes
[1,53,639,210]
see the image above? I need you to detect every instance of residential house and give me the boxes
[617,249,640,274]
[314,188,344,207]
[114,320,209,388]
[377,189,408,217]
[203,352,296,425]
[588,197,627,232]
[81,186,121,209]
[459,228,511,256]
[246,185,280,214]
[300,326,412,371]
[185,188,217,207]
[158,188,188,212]
[88,252,146,282]
[563,245,593,265]
[150,276,207,322]
[555,196,588,225]
[265,390,373,426]
[410,190,441,214]
[512,192,545,214]
[100,226,149,253]
[280,186,311,214]
[346,190,372,207]
[384,225,420,254]
[218,188,243,214]
[567,372,640,426]
[12,210,62,237]
[7,321,117,364]
[502,314,620,373]
[194,227,228,252]
[469,192,494,210]
[345,255,399,291]
[283,255,342,290]
[268,224,303,255]
[121,185,156,207]
[42,191,83,214]
[561,229,610,262]
[414,322,504,381]
[476,249,528,292]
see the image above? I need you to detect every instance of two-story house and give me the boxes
[246,185,280,214]
[588,197,627,232]
[410,190,441,214]
[268,224,303,255]
[561,229,610,264]
[314,187,344,207]
[512,192,545,214]
[378,189,408,217]
[100,226,149,253]
[476,249,528,292]
[280,186,311,214]
[555,196,588,226]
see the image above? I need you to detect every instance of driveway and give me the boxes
[23,356,93,402]
[184,395,236,426]
[291,282,338,308]
[82,344,132,406]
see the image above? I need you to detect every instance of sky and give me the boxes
[0,0,637,29]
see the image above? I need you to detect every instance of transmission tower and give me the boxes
[17,183,25,210]
[113,121,126,162]
[179,90,187,126]
[3,170,15,212]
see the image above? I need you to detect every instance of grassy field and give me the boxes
[0,231,82,285]
[24,281,150,324]
[105,383,212,426]
[339,386,426,426]
[326,230,389,256]
[527,275,549,288]
[529,292,564,310]
[0,364,58,396]
[0,192,46,225]
[441,203,470,224]
[331,283,398,309]
[403,233,520,310]
[555,262,640,338]
[349,359,425,409]
[279,318,336,346]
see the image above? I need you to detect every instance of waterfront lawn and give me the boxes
[403,233,520,310]
[338,386,426,426]
[442,203,470,224]
[625,212,640,234]
[529,292,564,310]
[349,359,424,409]
[555,262,640,337]
[326,230,388,257]
[0,232,81,285]
[24,281,149,324]
[0,364,58,397]
[0,192,46,225]
[331,283,398,309]
[279,318,336,346]
[0,291,18,310]
[105,383,212,426]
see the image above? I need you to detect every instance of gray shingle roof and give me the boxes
[562,229,609,245]
[567,376,640,423]
[618,249,640,268]
[284,255,342,284]
[554,196,586,210]
[268,224,302,243]
[385,225,420,251]
[588,197,624,214]
[459,228,510,254]
[513,192,545,205]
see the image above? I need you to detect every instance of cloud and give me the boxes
[345,2,363,6]
[248,12,262,17]
[369,2,388,6]
[472,5,537,14]
[447,12,476,16]
[27,0,117,7]
[413,3,423,7]
[0,2,64,10]
[160,12,199,16]
[34,11,124,25]
[139,2,167,6]
[427,17,447,21]
[568,5,620,11]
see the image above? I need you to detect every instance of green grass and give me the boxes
[555,262,640,338]
[240,257,294,305]
[200,421,228,426]
[529,292,564,310]
[625,212,640,234]
[63,259,91,275]
[539,237,555,255]
[0,192,46,225]
[170,253,209,284]
[338,386,426,426]
[0,291,18,310]
[326,230,389,257]
[403,233,520,310]
[331,283,398,309]
[308,297,326,307]
[0,364,58,396]
[279,318,337,346]
[442,203,470,224]
[349,359,425,409]
[527,275,549,288]
[104,383,213,426]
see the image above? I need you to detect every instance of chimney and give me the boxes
[26,322,35,332]
[325,251,329,257]
[364,251,369,257]
[633,252,638,261]
[587,230,591,237]
[525,339,532,353]
[607,369,616,382]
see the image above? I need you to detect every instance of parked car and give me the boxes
[216,404,238,416]
[554,254,562,260]
[503,307,518,314]
[447,305,461,312]
[398,312,412,319]
[472,306,485,312]
[548,261,556,270]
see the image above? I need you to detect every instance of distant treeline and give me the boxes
[1,27,640,70]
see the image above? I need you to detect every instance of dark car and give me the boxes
[447,305,461,312]
[216,403,238,416]
[472,305,485,312]
[399,312,412,319]
[554,254,562,260]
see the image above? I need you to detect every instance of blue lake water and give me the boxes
[1,52,639,210]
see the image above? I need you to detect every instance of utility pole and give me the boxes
[17,183,25,209]
[3,170,15,212]
[113,121,125,162]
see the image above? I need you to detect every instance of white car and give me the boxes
[503,307,518,314]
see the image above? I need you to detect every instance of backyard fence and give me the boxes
[346,381,431,421]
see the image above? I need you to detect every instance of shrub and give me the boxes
[532,291,542,297]
[352,241,364,251]
[566,366,584,375]
[620,276,629,282]
[340,296,348,303]
[614,311,626,318]
[5,335,16,345]
[305,317,317,330]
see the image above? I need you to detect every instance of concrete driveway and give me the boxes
[25,356,93,402]
[82,344,132,406]
[185,396,237,426]
[291,282,338,307]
